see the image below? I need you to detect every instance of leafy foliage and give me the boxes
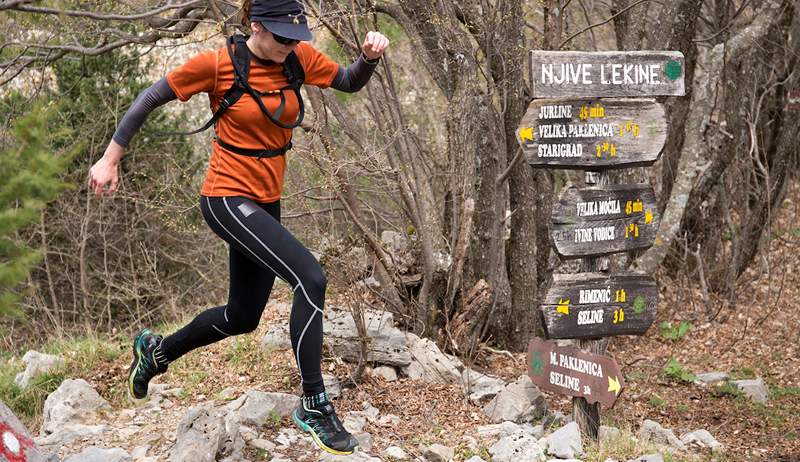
[0,105,79,318]
[659,320,692,341]
[663,357,697,383]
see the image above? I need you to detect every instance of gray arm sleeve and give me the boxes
[330,54,379,93]
[112,77,177,148]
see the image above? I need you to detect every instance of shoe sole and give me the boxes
[292,409,358,455]
[127,329,148,401]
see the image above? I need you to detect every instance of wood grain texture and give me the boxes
[550,184,660,258]
[540,272,658,339]
[527,337,625,407]
[529,51,686,98]
[518,98,667,170]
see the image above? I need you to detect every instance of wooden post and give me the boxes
[572,170,610,438]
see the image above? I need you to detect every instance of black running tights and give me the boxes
[159,196,326,396]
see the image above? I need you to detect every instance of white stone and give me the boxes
[261,324,291,350]
[732,378,769,403]
[170,405,230,462]
[694,372,728,386]
[64,446,131,462]
[639,420,686,450]
[489,431,546,462]
[599,425,620,444]
[385,446,409,460]
[462,368,506,403]
[372,366,398,381]
[35,423,109,449]
[40,379,111,435]
[421,443,454,462]
[401,333,463,384]
[483,375,547,423]
[15,351,65,389]
[545,422,583,459]
[249,438,276,451]
[324,309,411,366]
[221,390,299,427]
[323,374,341,399]
[681,429,723,453]
[627,455,664,462]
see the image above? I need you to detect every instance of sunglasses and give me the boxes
[272,33,299,46]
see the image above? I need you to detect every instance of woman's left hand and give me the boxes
[362,31,390,60]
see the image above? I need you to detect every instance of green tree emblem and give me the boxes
[530,352,545,376]
[633,296,646,314]
[664,60,682,81]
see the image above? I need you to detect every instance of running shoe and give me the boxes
[127,328,168,400]
[292,392,359,455]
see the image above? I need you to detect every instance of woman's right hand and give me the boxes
[88,141,124,196]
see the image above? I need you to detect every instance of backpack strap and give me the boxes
[157,34,305,144]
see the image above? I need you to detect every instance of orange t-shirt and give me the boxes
[166,41,339,203]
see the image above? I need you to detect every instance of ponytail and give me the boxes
[241,0,252,29]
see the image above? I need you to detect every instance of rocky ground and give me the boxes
[2,198,799,462]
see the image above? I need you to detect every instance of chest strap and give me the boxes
[215,138,292,159]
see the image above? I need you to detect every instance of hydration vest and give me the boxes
[168,34,305,159]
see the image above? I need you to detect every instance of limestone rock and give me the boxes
[462,368,506,403]
[401,333,462,384]
[0,400,54,462]
[14,351,65,389]
[694,372,728,386]
[483,375,547,423]
[260,324,291,350]
[385,446,409,460]
[680,429,723,453]
[732,378,769,403]
[545,422,583,459]
[598,425,620,445]
[627,455,663,462]
[324,309,411,366]
[170,405,236,462]
[322,374,341,399]
[371,366,398,382]
[638,420,686,450]
[221,390,299,426]
[489,431,546,462]
[63,446,131,462]
[40,379,111,435]
[421,443,454,462]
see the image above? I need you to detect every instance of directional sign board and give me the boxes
[550,185,660,258]
[529,51,685,98]
[527,337,625,407]
[517,99,667,169]
[541,272,658,339]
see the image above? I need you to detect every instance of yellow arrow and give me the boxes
[519,127,534,142]
[608,376,622,395]
[556,298,570,315]
[645,210,653,224]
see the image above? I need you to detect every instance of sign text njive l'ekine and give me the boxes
[527,337,626,408]
[529,51,685,98]
[540,272,658,339]
[517,99,667,169]
[550,185,660,258]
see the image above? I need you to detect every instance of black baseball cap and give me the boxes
[250,0,313,42]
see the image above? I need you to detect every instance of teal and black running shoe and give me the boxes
[127,328,168,400]
[292,392,359,455]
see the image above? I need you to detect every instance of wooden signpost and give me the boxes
[550,185,660,258]
[518,99,667,169]
[529,51,686,98]
[540,272,658,339]
[519,49,685,438]
[527,337,625,408]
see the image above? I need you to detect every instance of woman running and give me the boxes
[87,0,388,455]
